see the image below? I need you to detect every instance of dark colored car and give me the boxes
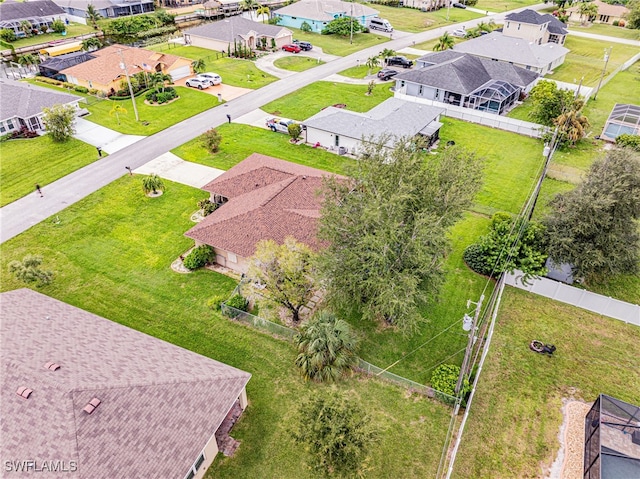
[386,56,413,68]
[293,40,313,51]
[282,44,302,53]
[452,2,467,8]
[377,69,399,81]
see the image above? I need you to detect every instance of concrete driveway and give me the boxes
[74,117,145,154]
[255,48,340,79]
[173,78,253,101]
[134,152,224,188]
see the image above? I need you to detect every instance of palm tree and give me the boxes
[556,108,590,146]
[256,5,270,23]
[191,58,206,74]
[365,55,379,75]
[379,48,395,65]
[81,37,102,51]
[17,54,39,68]
[294,311,359,382]
[149,72,173,93]
[433,32,455,51]
[86,4,102,30]
[109,103,127,125]
[578,2,598,23]
[142,174,165,195]
[241,0,259,18]
[20,20,33,36]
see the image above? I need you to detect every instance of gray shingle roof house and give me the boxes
[186,153,341,274]
[453,31,569,75]
[184,16,292,51]
[303,97,444,151]
[52,0,154,23]
[504,9,568,44]
[0,288,251,479]
[395,51,539,115]
[0,0,65,36]
[0,79,84,133]
[274,0,378,33]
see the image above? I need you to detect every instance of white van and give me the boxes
[367,17,393,33]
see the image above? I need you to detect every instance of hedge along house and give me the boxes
[1,288,251,479]
[0,78,84,134]
[303,97,444,155]
[183,16,292,52]
[273,0,378,33]
[185,154,342,274]
[600,103,640,142]
[395,50,539,115]
[60,44,193,94]
[0,0,66,37]
[52,0,154,24]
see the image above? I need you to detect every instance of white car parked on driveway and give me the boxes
[185,78,209,90]
[197,72,222,86]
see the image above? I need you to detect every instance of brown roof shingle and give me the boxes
[60,45,186,86]
[186,154,341,257]
[0,289,251,479]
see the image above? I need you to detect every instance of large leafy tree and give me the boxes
[627,0,640,29]
[247,237,317,323]
[322,16,365,36]
[318,138,484,333]
[543,148,640,281]
[42,104,76,142]
[294,311,359,382]
[578,1,598,23]
[292,392,377,478]
[527,80,575,127]
[463,212,548,277]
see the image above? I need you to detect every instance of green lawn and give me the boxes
[172,123,355,173]
[147,44,278,88]
[262,81,394,120]
[273,55,325,72]
[439,117,546,216]
[569,22,640,41]
[290,28,389,56]
[453,287,640,478]
[84,86,220,135]
[0,135,99,207]
[9,24,95,49]
[474,0,539,12]
[0,178,452,479]
[413,36,465,51]
[373,4,483,32]
[339,64,381,78]
[547,36,640,86]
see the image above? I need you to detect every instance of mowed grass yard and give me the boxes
[8,23,95,48]
[369,4,482,33]
[262,81,394,120]
[0,178,453,478]
[273,56,325,72]
[474,0,539,12]
[569,22,640,41]
[547,36,639,86]
[453,288,640,478]
[289,28,389,56]
[0,135,98,207]
[147,43,278,88]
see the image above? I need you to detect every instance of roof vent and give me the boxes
[45,362,61,371]
[83,397,101,414]
[302,176,307,180]
[16,387,33,399]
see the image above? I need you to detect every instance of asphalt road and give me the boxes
[0,3,555,244]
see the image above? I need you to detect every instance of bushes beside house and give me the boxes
[183,245,215,270]
[145,86,178,104]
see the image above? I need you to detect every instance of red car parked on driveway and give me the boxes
[282,44,302,53]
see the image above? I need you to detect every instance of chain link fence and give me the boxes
[221,287,457,405]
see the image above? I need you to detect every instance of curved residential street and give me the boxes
[1,3,636,243]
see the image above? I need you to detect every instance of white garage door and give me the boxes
[170,65,191,81]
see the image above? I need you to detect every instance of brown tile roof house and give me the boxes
[0,288,251,479]
[185,153,341,273]
[60,44,193,93]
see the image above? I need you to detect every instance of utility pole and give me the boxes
[455,295,484,398]
[593,46,612,101]
[574,76,584,100]
[528,126,558,220]
[117,49,139,122]
[349,1,354,45]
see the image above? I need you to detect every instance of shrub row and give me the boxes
[183,245,215,270]
[35,76,89,93]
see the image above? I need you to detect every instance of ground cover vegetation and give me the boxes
[0,135,98,207]
[569,22,640,40]
[2,23,94,48]
[452,288,640,478]
[372,4,483,32]
[287,27,389,56]
[273,56,325,72]
[0,178,452,478]
[263,81,394,120]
